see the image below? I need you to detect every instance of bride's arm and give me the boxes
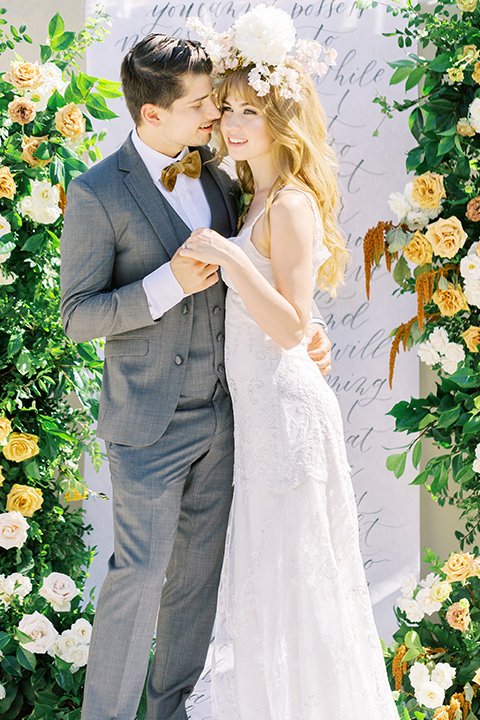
[180,192,317,350]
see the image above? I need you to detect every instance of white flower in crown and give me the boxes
[233,4,296,67]
[296,38,332,76]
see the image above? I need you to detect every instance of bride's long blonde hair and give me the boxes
[216,61,348,296]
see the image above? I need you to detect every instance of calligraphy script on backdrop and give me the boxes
[84,0,420,684]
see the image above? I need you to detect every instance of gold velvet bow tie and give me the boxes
[160,150,202,191]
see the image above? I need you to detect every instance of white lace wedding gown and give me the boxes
[211,188,399,720]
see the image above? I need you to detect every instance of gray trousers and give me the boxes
[81,388,234,720]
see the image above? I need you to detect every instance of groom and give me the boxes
[61,33,331,720]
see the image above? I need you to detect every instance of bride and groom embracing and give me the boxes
[60,7,398,720]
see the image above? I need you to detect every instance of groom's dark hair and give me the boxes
[121,33,212,125]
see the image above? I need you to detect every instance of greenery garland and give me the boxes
[0,8,121,718]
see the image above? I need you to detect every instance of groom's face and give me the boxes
[154,73,221,157]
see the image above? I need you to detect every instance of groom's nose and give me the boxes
[205,97,221,121]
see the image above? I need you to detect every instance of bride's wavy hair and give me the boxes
[216,61,348,296]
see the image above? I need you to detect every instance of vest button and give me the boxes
[217,363,224,373]
[216,333,223,342]
[213,306,221,314]
[182,304,189,314]
[174,355,183,365]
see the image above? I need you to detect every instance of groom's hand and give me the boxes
[305,324,332,376]
[171,247,219,295]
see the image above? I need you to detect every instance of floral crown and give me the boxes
[186,4,337,102]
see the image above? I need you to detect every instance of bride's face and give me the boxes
[220,92,274,163]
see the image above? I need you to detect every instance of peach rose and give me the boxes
[473,62,480,84]
[21,135,50,168]
[433,283,469,317]
[4,61,43,90]
[443,552,473,582]
[0,417,12,443]
[446,602,471,631]
[411,172,446,209]
[403,231,433,265]
[55,103,85,140]
[466,196,480,221]
[462,325,480,352]
[457,118,476,136]
[6,484,43,517]
[8,97,37,126]
[0,167,16,201]
[425,216,467,259]
[2,432,39,462]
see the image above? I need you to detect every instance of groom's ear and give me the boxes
[140,103,163,128]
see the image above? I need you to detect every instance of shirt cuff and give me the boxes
[142,262,186,320]
[310,316,328,332]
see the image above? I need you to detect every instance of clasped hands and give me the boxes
[171,227,332,376]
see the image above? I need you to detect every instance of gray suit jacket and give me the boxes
[60,135,237,446]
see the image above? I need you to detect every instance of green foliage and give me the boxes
[0,8,118,716]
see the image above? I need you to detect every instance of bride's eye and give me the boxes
[221,105,232,113]
[244,108,258,115]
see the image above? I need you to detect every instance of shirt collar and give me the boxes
[131,129,189,183]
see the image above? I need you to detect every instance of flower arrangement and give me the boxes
[187,3,337,101]
[386,549,480,719]
[361,0,480,547]
[0,8,121,718]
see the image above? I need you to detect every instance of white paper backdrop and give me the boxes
[82,2,420,713]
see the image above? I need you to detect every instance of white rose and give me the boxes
[70,618,93,644]
[24,84,53,112]
[64,643,89,672]
[409,662,430,690]
[0,683,5,700]
[405,210,431,231]
[431,662,456,690]
[397,597,425,622]
[49,629,77,658]
[443,342,465,364]
[0,266,16,285]
[469,97,480,133]
[418,343,440,366]
[391,690,400,701]
[40,62,68,94]
[428,329,449,354]
[0,511,29,549]
[425,205,442,220]
[464,279,480,308]
[415,680,445,709]
[2,573,32,600]
[461,254,480,282]
[416,587,442,615]
[388,191,412,222]
[475,443,480,458]
[401,573,418,599]
[233,4,296,66]
[0,215,11,238]
[404,181,421,208]
[18,611,58,654]
[39,572,80,612]
[441,357,460,375]
[473,457,480,473]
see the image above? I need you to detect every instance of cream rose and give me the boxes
[0,511,29,549]
[458,0,477,10]
[457,117,476,136]
[403,231,433,265]
[464,278,480,307]
[2,432,39,462]
[39,572,80,612]
[4,60,43,90]
[70,618,93,643]
[425,217,467,259]
[430,580,452,603]
[21,135,50,168]
[431,663,456,690]
[400,573,418,599]
[416,587,442,615]
[432,283,469,317]
[460,254,480,281]
[418,343,440,366]
[0,573,32,606]
[397,596,424,622]
[49,629,77,658]
[55,103,86,140]
[462,325,480,352]
[411,172,446,210]
[469,97,480,131]
[429,327,449,353]
[443,552,473,581]
[64,643,89,672]
[0,167,16,201]
[8,97,37,126]
[6,484,43,517]
[409,662,430,690]
[415,681,445,709]
[470,556,480,576]
[17,611,58,654]
[0,416,12,442]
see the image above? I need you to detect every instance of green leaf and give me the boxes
[405,65,427,91]
[429,52,453,72]
[96,78,123,98]
[64,157,88,173]
[40,44,52,63]
[457,156,470,180]
[410,469,430,486]
[436,406,461,429]
[21,232,45,252]
[0,240,15,255]
[16,645,36,671]
[456,465,475,484]
[51,31,75,52]
[1,654,22,677]
[393,255,411,286]
[437,275,449,291]
[34,141,54,161]
[85,93,118,120]
[7,332,24,358]
[412,440,422,468]
[406,146,424,173]
[390,66,414,85]
[409,108,424,142]
[16,348,31,376]
[386,226,411,252]
[386,452,407,478]
[49,155,65,186]
[48,12,65,40]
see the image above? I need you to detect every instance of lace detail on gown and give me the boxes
[212,187,398,720]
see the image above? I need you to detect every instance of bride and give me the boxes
[183,7,399,719]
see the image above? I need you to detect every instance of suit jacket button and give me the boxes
[213,306,221,314]
[216,333,223,342]
[182,304,189,314]
[217,363,224,373]
[174,355,183,365]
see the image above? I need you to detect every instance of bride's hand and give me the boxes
[179,228,233,266]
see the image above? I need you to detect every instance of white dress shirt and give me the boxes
[132,130,212,320]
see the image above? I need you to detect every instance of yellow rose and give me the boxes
[433,283,469,317]
[448,67,464,83]
[55,103,85,140]
[425,216,467,259]
[2,432,39,462]
[403,231,433,265]
[21,135,50,168]
[0,167,16,201]
[64,487,89,502]
[473,62,480,84]
[6,484,43,517]
[457,0,477,11]
[442,552,473,582]
[4,60,43,90]
[462,325,480,352]
[430,580,452,603]
[0,466,4,487]
[0,417,12,443]
[457,117,476,136]
[411,172,446,210]
[8,97,37,126]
